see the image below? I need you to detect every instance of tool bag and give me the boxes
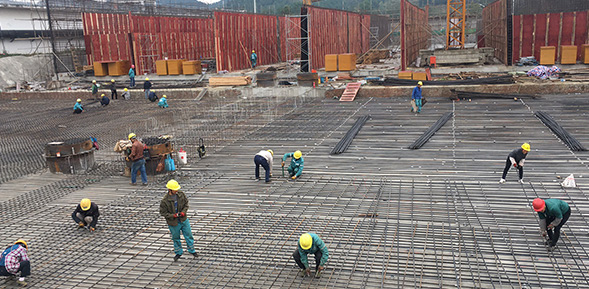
[165,154,176,171]
[197,138,206,159]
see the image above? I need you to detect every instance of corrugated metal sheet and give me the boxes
[482,0,507,64]
[214,12,280,72]
[305,6,371,69]
[514,0,589,15]
[512,11,588,63]
[400,0,429,70]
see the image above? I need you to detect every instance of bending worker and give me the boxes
[0,239,30,286]
[254,149,273,183]
[72,198,100,231]
[100,93,110,107]
[293,233,329,278]
[533,198,571,250]
[282,150,304,180]
[159,180,198,261]
[500,143,530,184]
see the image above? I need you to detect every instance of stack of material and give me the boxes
[167,60,184,75]
[535,111,586,151]
[156,60,168,75]
[398,71,413,80]
[209,76,252,86]
[325,55,338,72]
[182,61,202,75]
[373,76,514,86]
[297,73,318,86]
[107,60,130,76]
[338,53,357,71]
[409,112,453,149]
[526,65,561,79]
[93,62,109,76]
[357,49,389,64]
[412,72,427,81]
[256,71,277,87]
[451,89,538,100]
[331,115,370,154]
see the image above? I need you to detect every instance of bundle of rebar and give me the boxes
[330,115,371,154]
[142,136,170,146]
[408,112,453,149]
[373,76,514,86]
[451,89,538,100]
[535,111,587,151]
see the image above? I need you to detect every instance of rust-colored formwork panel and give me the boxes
[214,11,280,72]
[521,14,534,58]
[482,0,507,64]
[574,12,588,60]
[400,0,429,70]
[533,14,548,62]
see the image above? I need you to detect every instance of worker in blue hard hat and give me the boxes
[293,233,329,278]
[282,150,304,180]
[411,81,423,113]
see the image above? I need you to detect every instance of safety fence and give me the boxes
[400,0,430,70]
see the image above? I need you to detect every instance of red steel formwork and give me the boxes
[400,0,429,70]
[305,6,371,69]
[481,0,508,64]
[82,13,214,74]
[214,12,281,72]
[512,11,588,63]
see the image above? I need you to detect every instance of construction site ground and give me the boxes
[1,88,589,288]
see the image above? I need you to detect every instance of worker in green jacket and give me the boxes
[159,180,198,261]
[293,233,329,278]
[533,198,571,250]
[282,150,304,180]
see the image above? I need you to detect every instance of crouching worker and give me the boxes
[100,93,110,107]
[533,198,571,251]
[282,150,304,180]
[73,98,84,114]
[293,233,329,278]
[72,198,100,232]
[0,239,30,287]
[158,95,168,108]
[148,90,158,102]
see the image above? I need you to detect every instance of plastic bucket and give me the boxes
[178,150,187,164]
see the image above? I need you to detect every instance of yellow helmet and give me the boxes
[15,239,28,250]
[124,88,128,91]
[267,149,273,156]
[417,81,423,85]
[128,133,137,140]
[294,150,302,159]
[163,95,167,98]
[521,143,530,151]
[145,78,150,81]
[101,94,105,97]
[252,50,255,53]
[80,198,91,211]
[111,79,115,82]
[76,98,81,102]
[299,233,312,250]
[166,179,181,191]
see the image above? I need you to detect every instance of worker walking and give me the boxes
[533,198,571,250]
[0,239,30,287]
[144,78,152,100]
[73,98,84,114]
[72,198,100,231]
[282,150,304,180]
[129,65,136,88]
[411,81,423,113]
[100,93,110,107]
[250,50,258,68]
[122,88,130,100]
[158,95,168,108]
[159,180,198,261]
[254,149,273,183]
[127,133,148,186]
[500,143,530,184]
[110,79,118,100]
[91,80,98,98]
[293,233,329,278]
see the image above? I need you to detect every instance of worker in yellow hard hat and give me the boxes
[159,180,198,261]
[282,150,304,180]
[73,98,84,114]
[500,143,530,184]
[122,87,130,100]
[110,79,118,100]
[158,94,168,108]
[254,149,274,182]
[72,198,100,231]
[144,77,152,100]
[411,81,423,113]
[250,49,258,68]
[100,93,110,107]
[91,79,99,97]
[0,239,30,286]
[293,233,329,278]
[127,133,148,185]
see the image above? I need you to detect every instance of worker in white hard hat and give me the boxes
[293,233,329,278]
[254,149,273,182]
[0,239,30,286]
[282,150,304,180]
[411,81,423,113]
[500,143,530,184]
[250,49,258,68]
[127,133,148,185]
[158,94,169,108]
[73,98,84,114]
[72,198,100,231]
[160,180,198,261]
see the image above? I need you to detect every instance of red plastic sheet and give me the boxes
[400,0,429,70]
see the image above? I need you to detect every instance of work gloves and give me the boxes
[281,161,285,167]
[173,212,186,218]
[291,176,297,180]
[89,227,95,232]
[547,224,554,230]
[78,222,85,228]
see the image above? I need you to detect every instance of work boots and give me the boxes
[174,254,182,262]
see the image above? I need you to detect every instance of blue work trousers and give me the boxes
[254,155,270,182]
[131,158,147,184]
[130,77,135,87]
[415,98,422,112]
[168,218,196,255]
[144,89,150,100]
